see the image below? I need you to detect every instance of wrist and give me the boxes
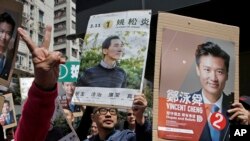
[34,80,57,91]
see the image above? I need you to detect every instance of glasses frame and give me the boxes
[94,108,117,115]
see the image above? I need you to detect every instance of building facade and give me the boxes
[54,0,81,61]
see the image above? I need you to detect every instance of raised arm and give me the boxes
[15,25,65,141]
[133,94,152,141]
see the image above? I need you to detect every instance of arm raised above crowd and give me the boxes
[14,25,65,141]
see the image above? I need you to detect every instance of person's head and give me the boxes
[5,127,14,141]
[0,12,15,55]
[90,121,98,136]
[195,41,230,99]
[126,109,135,126]
[2,100,11,114]
[91,107,118,131]
[102,35,124,61]
[62,82,76,98]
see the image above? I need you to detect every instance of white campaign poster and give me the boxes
[73,10,151,108]
[19,77,34,101]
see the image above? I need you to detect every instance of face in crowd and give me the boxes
[90,121,98,136]
[62,82,76,98]
[126,109,135,125]
[92,107,118,131]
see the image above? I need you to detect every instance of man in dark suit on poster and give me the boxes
[0,100,15,126]
[0,12,15,80]
[190,41,233,141]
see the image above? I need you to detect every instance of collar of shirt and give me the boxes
[100,60,116,69]
[202,90,223,113]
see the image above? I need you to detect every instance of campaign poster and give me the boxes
[58,61,80,82]
[72,10,152,108]
[0,93,17,129]
[58,81,83,118]
[153,12,239,141]
[19,77,34,101]
[0,0,22,87]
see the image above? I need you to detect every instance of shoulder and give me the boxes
[110,129,135,140]
[189,89,202,95]
[84,65,102,73]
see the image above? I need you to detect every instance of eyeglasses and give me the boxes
[127,113,133,116]
[94,108,117,115]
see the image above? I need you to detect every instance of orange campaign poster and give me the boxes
[153,12,239,141]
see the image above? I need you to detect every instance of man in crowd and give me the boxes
[84,94,151,141]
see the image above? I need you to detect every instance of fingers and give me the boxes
[132,94,147,111]
[18,27,36,53]
[231,102,244,108]
[46,51,64,65]
[41,25,52,49]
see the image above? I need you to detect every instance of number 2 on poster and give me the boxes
[210,112,226,130]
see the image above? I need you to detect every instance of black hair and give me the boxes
[0,12,15,36]
[195,41,230,72]
[102,35,120,49]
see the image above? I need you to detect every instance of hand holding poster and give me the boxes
[153,12,239,141]
[72,10,152,108]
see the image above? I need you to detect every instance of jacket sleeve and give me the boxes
[14,82,58,141]
[135,119,152,141]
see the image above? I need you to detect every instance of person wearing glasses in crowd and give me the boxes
[84,94,152,141]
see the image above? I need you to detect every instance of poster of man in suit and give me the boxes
[0,0,22,87]
[0,93,17,129]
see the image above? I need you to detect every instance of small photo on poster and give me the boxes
[0,93,17,129]
[58,81,83,117]
[0,0,22,87]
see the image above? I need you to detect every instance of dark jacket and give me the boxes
[192,90,233,141]
[84,120,152,141]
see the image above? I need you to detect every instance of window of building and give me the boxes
[72,21,76,29]
[72,48,78,58]
[38,34,43,46]
[16,53,25,66]
[54,35,66,45]
[54,8,66,19]
[29,56,32,70]
[30,5,34,19]
[72,8,76,17]
[30,30,33,38]
[54,21,66,32]
[39,10,44,23]
[56,48,66,56]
